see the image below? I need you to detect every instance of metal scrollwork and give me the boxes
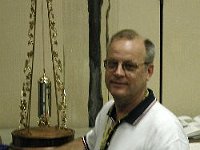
[19,0,68,129]
[19,0,37,129]
[46,0,67,128]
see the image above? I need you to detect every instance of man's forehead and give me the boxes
[108,38,145,53]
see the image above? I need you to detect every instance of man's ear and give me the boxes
[146,64,154,81]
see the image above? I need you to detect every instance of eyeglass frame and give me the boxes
[103,59,151,73]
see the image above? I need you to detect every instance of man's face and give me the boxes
[105,38,153,101]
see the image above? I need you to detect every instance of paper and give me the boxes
[190,143,200,150]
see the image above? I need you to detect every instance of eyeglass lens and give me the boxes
[104,59,141,72]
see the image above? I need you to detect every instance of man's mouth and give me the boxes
[110,80,127,86]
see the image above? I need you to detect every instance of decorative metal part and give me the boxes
[38,73,51,127]
[46,0,67,128]
[59,89,68,128]
[19,0,37,129]
[19,0,68,129]
[19,90,27,128]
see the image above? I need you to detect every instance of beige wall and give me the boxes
[163,0,200,116]
[0,0,199,129]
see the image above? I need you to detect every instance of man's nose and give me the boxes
[114,63,125,76]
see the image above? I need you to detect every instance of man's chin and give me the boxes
[110,91,126,99]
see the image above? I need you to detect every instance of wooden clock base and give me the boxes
[11,126,74,149]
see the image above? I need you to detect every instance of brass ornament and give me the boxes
[13,0,74,148]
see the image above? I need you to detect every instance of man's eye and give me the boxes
[124,63,137,70]
[108,61,118,68]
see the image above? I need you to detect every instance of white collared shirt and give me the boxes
[85,100,189,150]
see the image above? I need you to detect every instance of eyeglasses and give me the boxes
[104,59,149,72]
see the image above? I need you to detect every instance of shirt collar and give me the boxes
[107,89,156,125]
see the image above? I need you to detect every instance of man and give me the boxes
[57,29,189,150]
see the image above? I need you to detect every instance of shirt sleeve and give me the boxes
[84,128,97,149]
[84,110,103,149]
[84,100,114,150]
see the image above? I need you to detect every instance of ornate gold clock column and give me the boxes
[11,0,74,148]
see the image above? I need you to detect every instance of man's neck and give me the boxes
[114,89,148,121]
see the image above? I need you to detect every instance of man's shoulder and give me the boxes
[101,100,115,111]
[148,101,183,128]
[146,102,189,146]
[151,102,177,117]
[95,100,115,119]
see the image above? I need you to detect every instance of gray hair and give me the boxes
[144,38,155,64]
[107,29,155,63]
